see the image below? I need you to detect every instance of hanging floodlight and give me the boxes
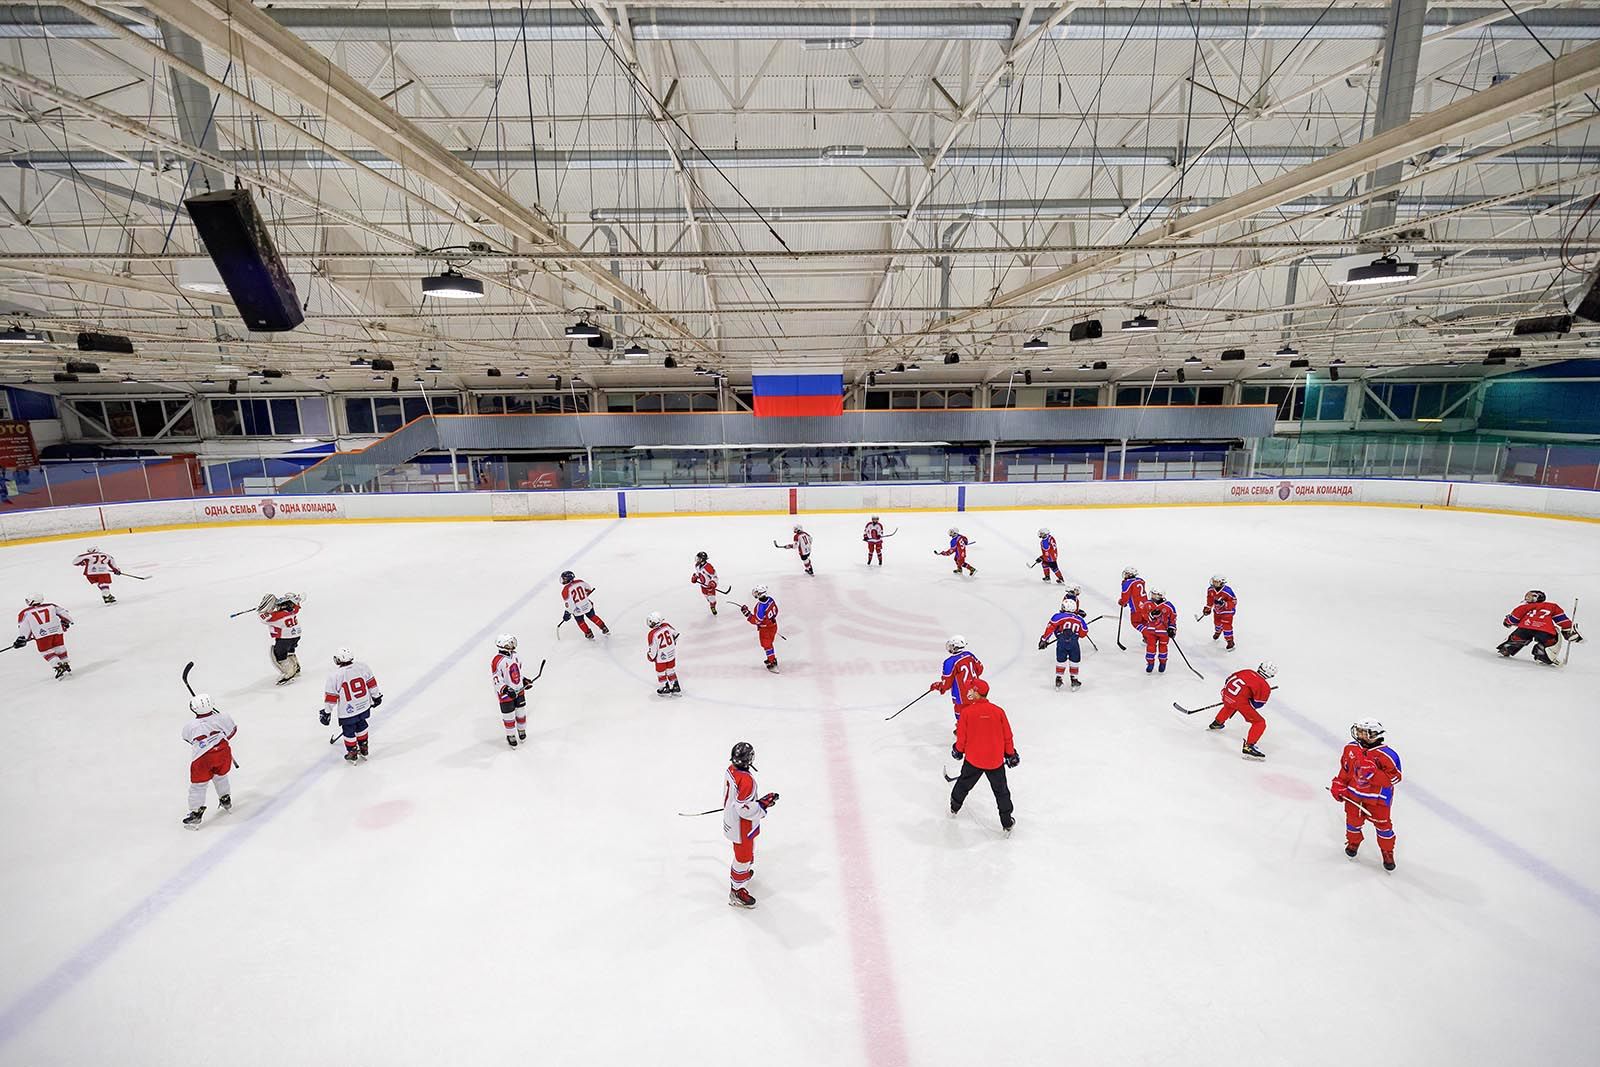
[623,341,649,357]
[1022,337,1048,351]
[421,269,484,300]
[565,320,601,340]
[1121,314,1158,332]
[1183,354,1201,363]
[1276,344,1298,357]
[1344,256,1418,287]
[0,324,43,344]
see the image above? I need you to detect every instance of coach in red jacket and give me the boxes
[949,679,1018,833]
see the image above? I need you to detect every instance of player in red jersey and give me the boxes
[1135,590,1178,674]
[1202,575,1238,651]
[560,570,610,639]
[1038,597,1088,690]
[1119,566,1147,620]
[931,635,985,717]
[491,634,529,747]
[1497,589,1582,666]
[1208,661,1276,760]
[740,585,781,672]
[72,546,122,604]
[1035,528,1064,584]
[936,528,976,576]
[863,516,885,565]
[12,594,73,679]
[783,525,815,576]
[257,591,303,685]
[690,551,721,616]
[182,694,237,829]
[646,611,682,696]
[723,741,778,908]
[1330,719,1402,871]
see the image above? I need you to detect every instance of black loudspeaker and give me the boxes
[587,331,614,351]
[77,332,133,355]
[1512,314,1572,337]
[1329,365,1340,381]
[228,378,238,394]
[1068,319,1103,342]
[1575,268,1600,323]
[370,358,396,372]
[183,189,304,332]
[1220,348,1245,361]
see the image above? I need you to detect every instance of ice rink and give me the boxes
[1,504,1596,1066]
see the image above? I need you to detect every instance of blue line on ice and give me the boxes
[0,520,623,1049]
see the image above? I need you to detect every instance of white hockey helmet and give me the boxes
[495,634,517,653]
[1351,719,1385,745]
[752,584,770,600]
[1211,574,1227,586]
[189,694,213,716]
[333,647,355,666]
[1149,589,1167,603]
[1037,528,1050,538]
[1257,660,1278,679]
[870,514,879,522]
[793,524,804,533]
[1122,566,1138,579]
[948,527,960,536]
[1062,590,1081,609]
[24,592,44,605]
[282,591,305,605]
[946,635,968,654]
[646,611,665,628]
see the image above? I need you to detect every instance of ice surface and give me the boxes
[0,506,1596,1066]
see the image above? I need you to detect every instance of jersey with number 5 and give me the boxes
[324,662,382,718]
[1222,668,1271,709]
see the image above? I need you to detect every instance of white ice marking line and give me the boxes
[0,520,623,1049]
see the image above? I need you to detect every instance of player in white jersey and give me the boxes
[321,648,382,763]
[646,612,682,696]
[863,516,885,565]
[690,552,721,616]
[782,525,815,576]
[182,694,237,829]
[559,571,610,639]
[12,594,73,678]
[491,634,530,747]
[72,546,122,604]
[257,591,304,684]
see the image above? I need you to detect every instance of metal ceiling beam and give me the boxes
[1359,0,1428,238]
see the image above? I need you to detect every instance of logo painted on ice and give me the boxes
[1277,481,1293,501]
[259,499,277,519]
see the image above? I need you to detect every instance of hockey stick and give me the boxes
[773,540,791,549]
[1027,558,1040,569]
[228,607,258,619]
[555,616,570,640]
[1169,637,1204,680]
[717,585,732,594]
[677,807,721,817]
[885,528,899,537]
[1561,596,1581,666]
[528,658,547,684]
[884,688,934,721]
[1326,787,1375,820]
[120,573,150,581]
[1173,699,1224,716]
[1115,605,1127,651]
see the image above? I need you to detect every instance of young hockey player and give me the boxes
[320,648,382,763]
[1209,661,1277,761]
[863,516,885,565]
[181,694,237,830]
[1118,566,1147,619]
[491,634,529,747]
[1038,597,1089,690]
[948,680,1018,834]
[1331,719,1402,871]
[560,570,610,639]
[724,741,779,908]
[936,528,976,576]
[1497,590,1582,666]
[690,552,721,616]
[931,635,985,716]
[783,525,815,577]
[1035,529,1064,584]
[1136,590,1178,674]
[740,586,781,672]
[1202,575,1238,650]
[647,612,682,696]
[72,546,122,604]
[257,592,304,685]
[12,594,73,679]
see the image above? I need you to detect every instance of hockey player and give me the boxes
[1202,575,1238,650]
[1038,597,1089,690]
[257,592,303,685]
[1209,661,1276,760]
[1331,719,1402,871]
[1135,590,1179,674]
[931,635,985,716]
[740,586,781,672]
[560,570,610,639]
[1118,566,1147,618]
[936,528,976,576]
[863,516,885,565]
[181,694,236,830]
[72,546,122,604]
[647,612,682,696]
[1497,590,1582,666]
[491,634,529,747]
[12,594,73,679]
[320,648,382,763]
[948,679,1017,834]
[783,525,815,577]
[1035,528,1064,584]
[690,552,721,616]
[724,741,778,908]
[1060,583,1082,614]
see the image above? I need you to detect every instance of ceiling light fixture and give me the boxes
[801,37,863,50]
[1121,314,1158,332]
[565,320,601,340]
[1276,344,1298,357]
[1183,354,1201,363]
[0,324,42,344]
[421,269,484,300]
[1345,256,1419,287]
[1022,336,1048,351]
[623,341,649,357]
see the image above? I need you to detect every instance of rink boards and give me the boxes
[2,477,1597,544]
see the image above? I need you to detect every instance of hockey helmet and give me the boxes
[495,634,517,653]
[946,635,968,654]
[870,515,880,522]
[333,647,355,666]
[751,584,770,600]
[695,551,709,563]
[646,611,665,628]
[560,570,576,585]
[1149,589,1167,603]
[1037,528,1050,538]
[1211,574,1227,586]
[793,524,804,533]
[189,694,213,716]
[948,527,960,536]
[1525,589,1546,604]
[24,592,44,606]
[1122,566,1138,579]
[1062,592,1081,611]
[730,741,755,771]
[280,591,304,607]
[1257,660,1278,679]
[1351,719,1385,746]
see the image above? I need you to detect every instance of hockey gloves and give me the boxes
[951,744,963,762]
[10,637,24,649]
[757,792,779,810]
[371,694,383,708]
[1329,780,1348,802]
[1166,625,1177,637]
[561,611,572,622]
[319,709,331,726]
[1566,629,1584,643]
[1004,752,1020,769]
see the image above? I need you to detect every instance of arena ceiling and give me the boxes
[0,1,1598,392]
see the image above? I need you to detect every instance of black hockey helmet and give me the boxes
[1525,589,1546,603]
[730,741,755,770]
[695,551,708,563]
[560,570,576,584]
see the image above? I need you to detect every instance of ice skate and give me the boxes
[1345,844,1359,859]
[765,658,780,674]
[1145,662,1154,674]
[1070,677,1081,690]
[1002,817,1015,835]
[670,681,682,695]
[1382,853,1396,872]
[102,593,116,604]
[1212,631,1220,641]
[728,888,757,908]
[517,728,526,741]
[53,662,71,680]
[358,739,369,758]
[218,794,232,813]
[1208,720,1226,731]
[1241,742,1266,761]
[1225,640,1236,651]
[656,683,673,697]
[1158,661,1167,673]
[1054,675,1063,689]
[507,735,518,748]
[344,748,359,764]
[584,631,596,641]
[182,808,205,830]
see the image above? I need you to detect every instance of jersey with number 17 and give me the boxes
[324,662,381,718]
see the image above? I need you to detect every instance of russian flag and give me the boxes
[751,368,845,417]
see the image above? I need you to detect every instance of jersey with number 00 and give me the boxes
[16,603,70,641]
[562,579,596,615]
[937,650,985,703]
[647,623,680,663]
[491,651,524,699]
[73,551,118,577]
[323,662,382,718]
[1040,611,1088,644]
[183,710,238,761]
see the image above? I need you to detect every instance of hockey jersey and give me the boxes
[491,651,525,700]
[1504,600,1574,636]
[1119,576,1147,610]
[1335,742,1403,806]
[941,534,972,557]
[259,602,302,639]
[936,650,985,704]
[747,597,779,628]
[562,579,596,615]
[691,563,719,595]
[647,622,680,663]
[16,603,70,641]
[184,709,238,762]
[723,764,765,845]
[1040,610,1088,646]
[1137,601,1177,633]
[791,531,813,556]
[1206,584,1238,616]
[1038,534,1058,563]
[323,662,382,719]
[73,551,118,577]
[863,521,884,543]
[1222,668,1272,710]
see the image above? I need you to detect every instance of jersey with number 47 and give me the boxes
[324,662,381,719]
